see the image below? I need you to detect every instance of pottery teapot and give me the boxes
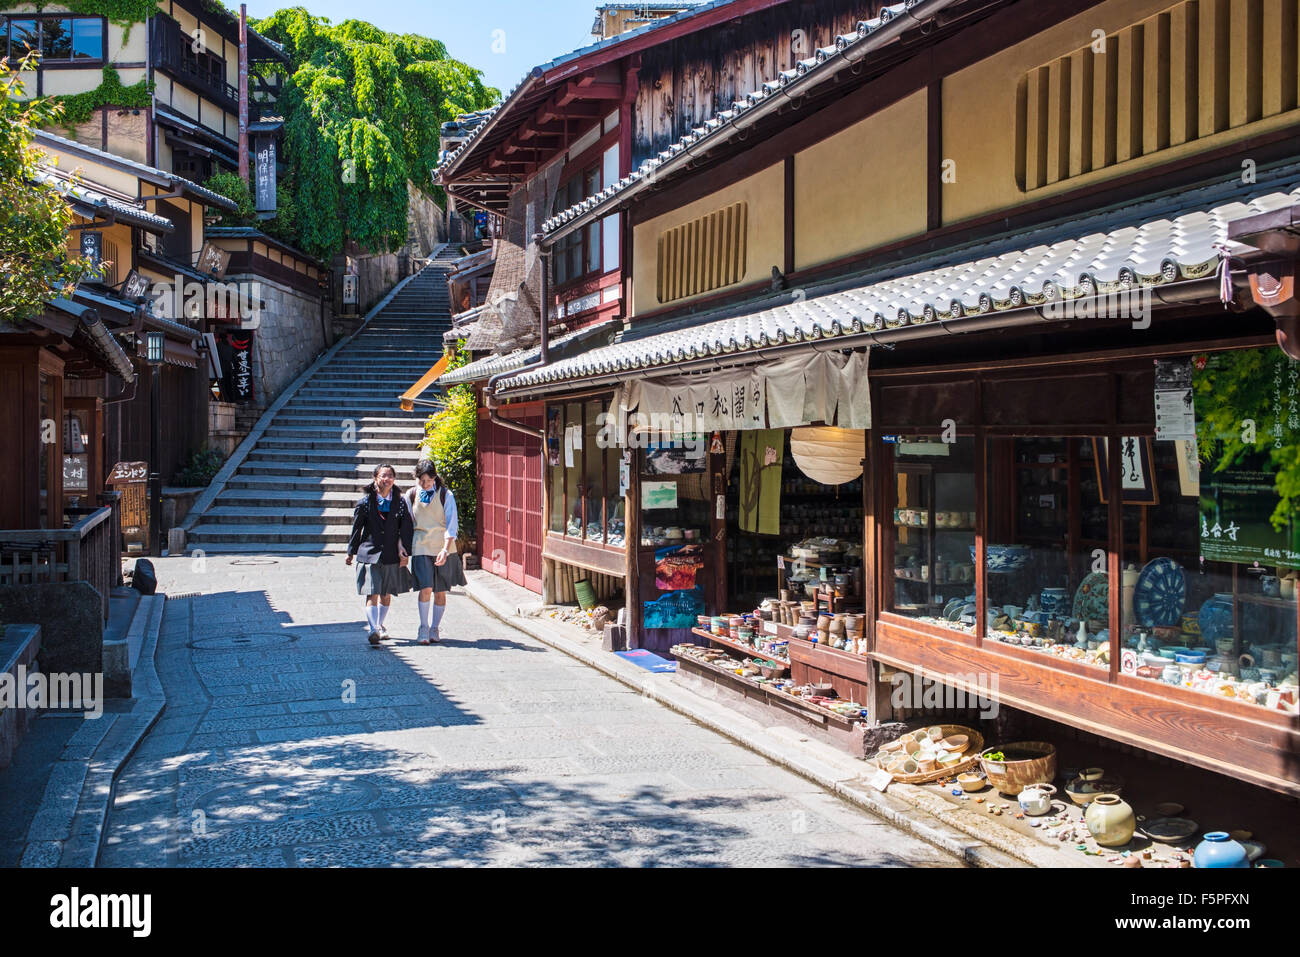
[1018,783,1055,816]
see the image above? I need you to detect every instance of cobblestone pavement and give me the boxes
[99,555,957,867]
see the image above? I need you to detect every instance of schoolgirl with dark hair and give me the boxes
[345,462,414,646]
[405,459,468,644]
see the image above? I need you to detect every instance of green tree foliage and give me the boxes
[1194,348,1300,532]
[421,345,477,537]
[202,170,256,222]
[253,9,499,260]
[1,55,95,324]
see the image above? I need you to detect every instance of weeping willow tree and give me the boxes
[254,9,499,259]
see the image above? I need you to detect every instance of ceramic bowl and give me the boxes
[1154,801,1185,817]
[957,772,987,793]
[941,734,970,753]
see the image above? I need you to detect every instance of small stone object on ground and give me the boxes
[1124,857,1143,868]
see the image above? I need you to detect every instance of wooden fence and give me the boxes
[0,504,119,620]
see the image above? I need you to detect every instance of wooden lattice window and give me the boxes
[1016,0,1300,191]
[655,201,747,304]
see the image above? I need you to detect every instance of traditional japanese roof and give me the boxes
[34,129,239,211]
[495,169,1300,396]
[441,321,622,386]
[33,167,175,233]
[435,0,779,186]
[543,0,944,239]
[443,303,489,347]
[204,227,327,269]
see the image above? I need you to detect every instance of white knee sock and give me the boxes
[418,600,432,628]
[378,603,390,627]
[431,602,446,632]
[365,604,380,629]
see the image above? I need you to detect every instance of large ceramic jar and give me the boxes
[1084,793,1135,847]
[1193,832,1251,868]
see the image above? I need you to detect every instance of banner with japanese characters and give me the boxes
[1193,348,1300,570]
[218,331,256,402]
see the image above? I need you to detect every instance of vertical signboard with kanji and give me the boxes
[218,331,255,402]
[1194,349,1300,569]
[254,135,277,212]
[107,461,149,554]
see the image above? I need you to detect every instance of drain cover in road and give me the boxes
[191,632,298,650]
[615,650,676,673]
[229,558,279,566]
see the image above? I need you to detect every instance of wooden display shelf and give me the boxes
[1236,593,1299,610]
[689,627,789,663]
[673,653,861,729]
[787,634,874,682]
[1015,461,1068,469]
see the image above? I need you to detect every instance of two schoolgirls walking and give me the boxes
[345,460,465,646]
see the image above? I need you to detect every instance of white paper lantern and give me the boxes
[790,426,865,485]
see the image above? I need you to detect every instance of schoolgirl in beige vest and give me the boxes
[406,460,468,643]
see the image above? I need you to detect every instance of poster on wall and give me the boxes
[546,406,562,467]
[1194,349,1300,569]
[1154,359,1196,440]
[654,544,703,591]
[642,586,705,630]
[1093,437,1158,505]
[644,441,705,475]
[641,481,678,510]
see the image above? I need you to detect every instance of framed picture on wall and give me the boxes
[1094,436,1159,505]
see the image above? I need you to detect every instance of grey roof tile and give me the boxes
[502,175,1300,394]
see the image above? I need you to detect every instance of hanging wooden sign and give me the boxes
[107,461,149,553]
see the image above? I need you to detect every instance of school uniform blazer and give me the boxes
[347,490,414,564]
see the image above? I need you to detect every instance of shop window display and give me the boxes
[548,399,621,545]
[981,437,1110,670]
[728,433,864,610]
[888,437,977,632]
[1121,348,1300,714]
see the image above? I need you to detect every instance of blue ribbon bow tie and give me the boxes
[418,489,435,504]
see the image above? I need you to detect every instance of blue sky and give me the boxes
[242,0,608,96]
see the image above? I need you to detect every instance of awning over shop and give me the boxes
[496,171,1300,399]
[441,320,621,387]
[399,353,451,412]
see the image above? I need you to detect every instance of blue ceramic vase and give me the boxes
[1193,832,1250,868]
[1198,593,1234,643]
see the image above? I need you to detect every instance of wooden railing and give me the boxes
[0,506,118,620]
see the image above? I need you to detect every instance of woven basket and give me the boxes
[873,725,984,784]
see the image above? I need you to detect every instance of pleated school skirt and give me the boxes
[411,553,468,592]
[355,561,413,596]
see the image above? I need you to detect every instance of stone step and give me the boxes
[263,425,427,440]
[203,505,356,525]
[237,462,421,478]
[294,387,420,399]
[307,363,440,374]
[281,401,414,416]
[254,436,426,451]
[225,474,382,492]
[188,523,353,544]
[246,447,424,463]
[215,487,363,507]
[267,414,428,428]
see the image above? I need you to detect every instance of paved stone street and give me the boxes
[99,555,957,867]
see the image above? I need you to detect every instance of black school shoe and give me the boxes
[368,630,383,646]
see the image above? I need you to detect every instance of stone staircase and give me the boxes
[187,249,461,554]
